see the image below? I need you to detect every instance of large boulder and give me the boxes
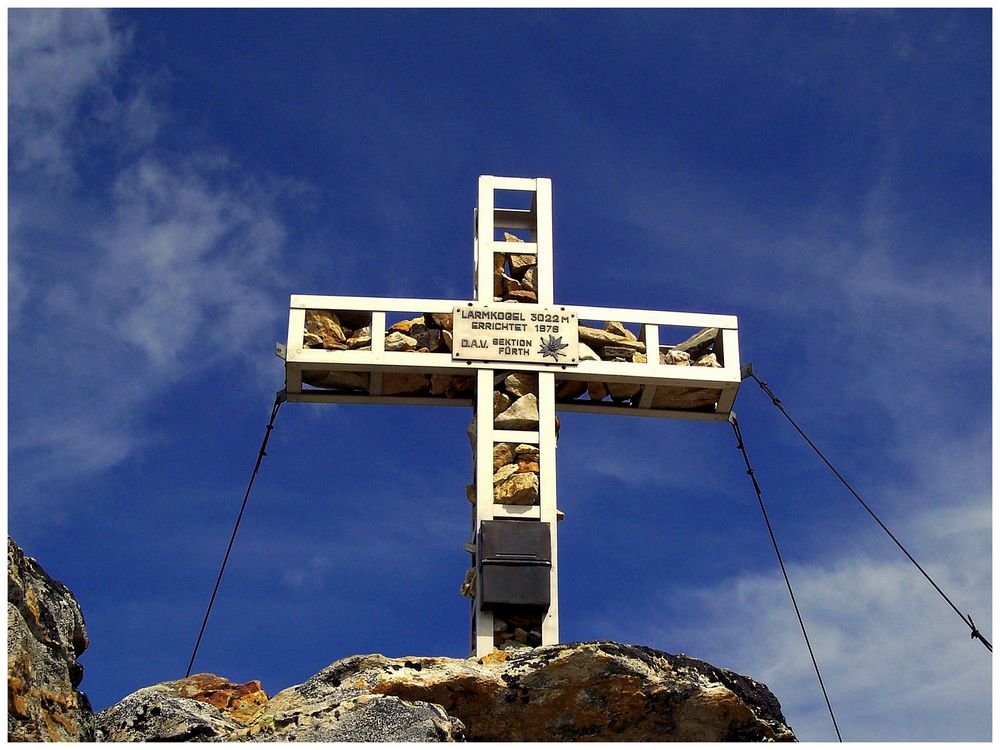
[7,537,95,742]
[330,641,795,742]
[95,642,793,742]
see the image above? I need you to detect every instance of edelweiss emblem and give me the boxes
[538,335,569,361]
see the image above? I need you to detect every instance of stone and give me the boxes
[661,349,692,366]
[381,373,430,396]
[384,331,418,352]
[409,323,442,352]
[493,253,506,297]
[527,630,542,647]
[502,274,522,294]
[578,342,600,361]
[503,231,524,243]
[505,290,538,304]
[8,538,95,742]
[503,372,538,398]
[694,353,722,368]
[512,628,528,642]
[651,387,721,410]
[514,444,539,457]
[305,310,347,349]
[493,443,516,473]
[303,331,324,348]
[430,373,452,395]
[494,472,539,505]
[302,370,370,391]
[556,379,587,399]
[424,312,454,330]
[578,325,645,352]
[520,265,538,292]
[237,658,466,742]
[446,376,476,398]
[307,642,795,742]
[442,330,454,351]
[466,485,476,503]
[494,394,539,431]
[608,382,642,401]
[517,456,540,473]
[604,321,637,340]
[600,345,635,361]
[459,569,476,599]
[493,391,512,417]
[587,382,609,401]
[632,352,647,364]
[389,316,423,334]
[492,464,519,486]
[346,330,372,349]
[97,674,268,741]
[673,327,719,359]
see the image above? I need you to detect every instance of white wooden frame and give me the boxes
[282,176,741,657]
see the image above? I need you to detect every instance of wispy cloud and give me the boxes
[9,10,293,494]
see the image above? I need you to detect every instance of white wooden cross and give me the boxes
[280,176,741,657]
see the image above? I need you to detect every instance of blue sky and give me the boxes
[7,8,991,741]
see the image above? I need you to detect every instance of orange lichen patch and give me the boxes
[175,674,268,724]
[478,650,510,665]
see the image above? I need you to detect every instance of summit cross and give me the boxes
[280,175,741,657]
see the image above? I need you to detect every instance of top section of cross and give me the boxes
[474,176,554,307]
[280,175,742,420]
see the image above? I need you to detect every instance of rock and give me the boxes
[385,331,418,352]
[305,310,347,349]
[465,485,476,504]
[303,331,324,348]
[446,376,476,398]
[424,313,454,330]
[495,394,539,430]
[442,330,454,351]
[492,464,519,486]
[587,382,609,401]
[389,316,423,334]
[494,472,539,505]
[503,231,524,243]
[600,345,635,361]
[516,456,540,473]
[661,349,692,366]
[505,290,537,303]
[673,327,719,359]
[493,391,512,417]
[503,372,537,398]
[651,387,720,410]
[409,323,442,352]
[608,382,642,401]
[604,321,636,340]
[694,353,722,368]
[578,325,645,352]
[8,538,95,742]
[521,265,538,292]
[381,373,431,396]
[502,274,522,294]
[514,444,539,458]
[302,370,370,391]
[237,658,465,742]
[310,642,794,742]
[459,569,476,599]
[346,329,372,349]
[632,352,647,364]
[556,379,588,399]
[430,373,451,395]
[578,342,600,361]
[493,443,516,473]
[493,253,506,297]
[97,674,267,742]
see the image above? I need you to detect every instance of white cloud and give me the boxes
[8,10,292,490]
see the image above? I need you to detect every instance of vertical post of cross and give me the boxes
[470,176,559,657]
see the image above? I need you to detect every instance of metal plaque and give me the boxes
[452,304,579,365]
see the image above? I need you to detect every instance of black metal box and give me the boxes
[479,520,551,610]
